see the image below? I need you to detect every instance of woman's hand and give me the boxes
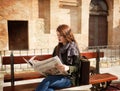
[55,63,69,74]
[55,63,65,72]
[63,65,69,71]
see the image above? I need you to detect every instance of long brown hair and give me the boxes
[55,24,79,55]
[56,24,76,43]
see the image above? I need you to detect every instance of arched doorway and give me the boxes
[89,0,108,46]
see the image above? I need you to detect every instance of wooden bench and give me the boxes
[2,50,118,91]
[89,73,118,90]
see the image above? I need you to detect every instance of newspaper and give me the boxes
[23,56,69,76]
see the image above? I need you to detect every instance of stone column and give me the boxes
[0,71,4,91]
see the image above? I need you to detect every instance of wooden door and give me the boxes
[89,15,108,46]
[8,21,28,50]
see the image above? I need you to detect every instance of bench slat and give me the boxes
[89,73,118,84]
[81,52,104,59]
[2,54,52,65]
[4,71,45,82]
[2,52,104,65]
[4,83,39,91]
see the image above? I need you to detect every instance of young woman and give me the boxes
[35,24,80,91]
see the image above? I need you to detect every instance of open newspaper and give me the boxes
[23,56,69,76]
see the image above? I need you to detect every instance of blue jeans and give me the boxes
[35,75,71,91]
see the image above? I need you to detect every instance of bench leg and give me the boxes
[90,81,112,91]
[90,84,101,91]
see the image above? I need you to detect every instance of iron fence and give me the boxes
[0,45,120,73]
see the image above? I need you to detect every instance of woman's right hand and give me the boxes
[55,63,69,74]
[55,63,65,72]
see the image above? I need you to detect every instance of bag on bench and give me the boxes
[69,56,90,86]
[79,56,90,85]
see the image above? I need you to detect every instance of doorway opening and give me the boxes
[89,0,108,46]
[8,20,28,50]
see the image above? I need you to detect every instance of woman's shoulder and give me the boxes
[69,42,78,48]
[68,42,79,55]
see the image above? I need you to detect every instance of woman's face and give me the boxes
[57,32,67,45]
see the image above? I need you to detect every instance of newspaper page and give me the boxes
[23,56,68,76]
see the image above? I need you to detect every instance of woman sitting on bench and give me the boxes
[35,24,81,91]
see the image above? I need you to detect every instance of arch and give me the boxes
[89,0,108,15]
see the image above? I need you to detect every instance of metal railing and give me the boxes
[0,45,120,72]
[84,45,120,67]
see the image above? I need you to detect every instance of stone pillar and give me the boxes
[0,71,4,91]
